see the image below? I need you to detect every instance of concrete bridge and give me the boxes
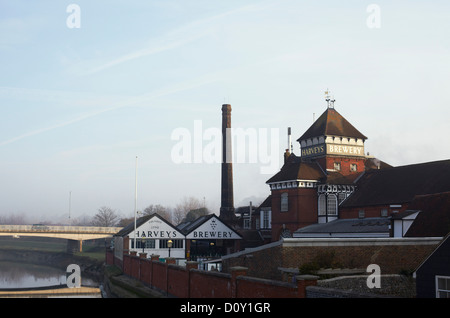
[0,285,102,298]
[0,224,122,252]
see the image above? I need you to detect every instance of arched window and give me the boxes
[327,194,338,215]
[318,194,326,216]
[280,192,288,212]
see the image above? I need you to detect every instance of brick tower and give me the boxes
[220,104,235,222]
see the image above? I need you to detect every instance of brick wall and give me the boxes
[222,238,441,280]
[106,250,312,298]
[105,237,440,298]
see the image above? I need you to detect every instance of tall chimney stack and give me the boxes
[220,104,235,222]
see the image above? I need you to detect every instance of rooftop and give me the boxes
[341,159,450,208]
[297,107,367,142]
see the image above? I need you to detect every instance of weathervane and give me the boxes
[324,89,335,108]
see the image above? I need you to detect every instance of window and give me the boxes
[318,194,326,216]
[436,276,450,298]
[381,208,388,217]
[334,162,341,171]
[132,239,155,249]
[350,164,358,172]
[244,218,251,229]
[160,239,183,249]
[338,192,347,205]
[262,210,271,229]
[280,193,288,212]
[327,194,338,215]
[358,209,365,218]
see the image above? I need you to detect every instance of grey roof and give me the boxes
[177,214,213,235]
[293,218,390,237]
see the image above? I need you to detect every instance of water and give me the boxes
[0,261,97,289]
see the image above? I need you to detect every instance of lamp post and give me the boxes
[168,239,173,258]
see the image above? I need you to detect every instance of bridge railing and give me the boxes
[0,225,122,234]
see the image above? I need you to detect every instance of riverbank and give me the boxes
[102,264,166,298]
[0,248,105,283]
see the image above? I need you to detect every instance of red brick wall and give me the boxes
[271,188,317,241]
[152,261,168,292]
[317,156,366,175]
[167,265,189,298]
[339,204,408,219]
[189,270,232,298]
[114,253,308,298]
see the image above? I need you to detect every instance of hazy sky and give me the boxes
[1,1,449,223]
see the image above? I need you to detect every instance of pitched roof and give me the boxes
[115,213,177,237]
[341,160,450,208]
[297,108,367,141]
[293,217,390,237]
[178,214,242,238]
[404,192,450,237]
[266,154,326,184]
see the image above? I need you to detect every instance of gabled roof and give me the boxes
[177,214,242,239]
[266,154,326,184]
[115,213,177,237]
[341,160,450,208]
[297,108,367,142]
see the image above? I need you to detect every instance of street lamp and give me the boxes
[168,239,173,258]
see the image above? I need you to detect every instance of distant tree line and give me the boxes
[0,196,210,227]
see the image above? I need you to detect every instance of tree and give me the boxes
[92,206,119,227]
[172,196,205,225]
[143,204,172,222]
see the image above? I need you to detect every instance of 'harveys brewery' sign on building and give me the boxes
[183,215,241,239]
[113,213,241,260]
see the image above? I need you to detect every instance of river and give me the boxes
[0,261,102,297]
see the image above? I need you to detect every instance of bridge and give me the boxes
[0,285,102,298]
[0,225,122,252]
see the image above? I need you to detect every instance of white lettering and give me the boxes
[66,4,81,29]
[224,303,270,313]
[366,264,381,288]
[66,264,81,288]
[366,4,381,29]
[180,302,215,315]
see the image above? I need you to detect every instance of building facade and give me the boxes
[264,99,450,241]
[266,102,381,241]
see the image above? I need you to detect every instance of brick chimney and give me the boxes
[220,104,235,222]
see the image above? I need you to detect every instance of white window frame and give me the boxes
[318,194,326,216]
[436,276,450,298]
[327,194,338,216]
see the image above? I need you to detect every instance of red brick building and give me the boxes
[265,101,450,241]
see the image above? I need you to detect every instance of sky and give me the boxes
[1,1,449,223]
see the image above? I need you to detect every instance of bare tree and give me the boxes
[143,204,172,222]
[0,213,28,225]
[172,196,205,225]
[92,206,119,227]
